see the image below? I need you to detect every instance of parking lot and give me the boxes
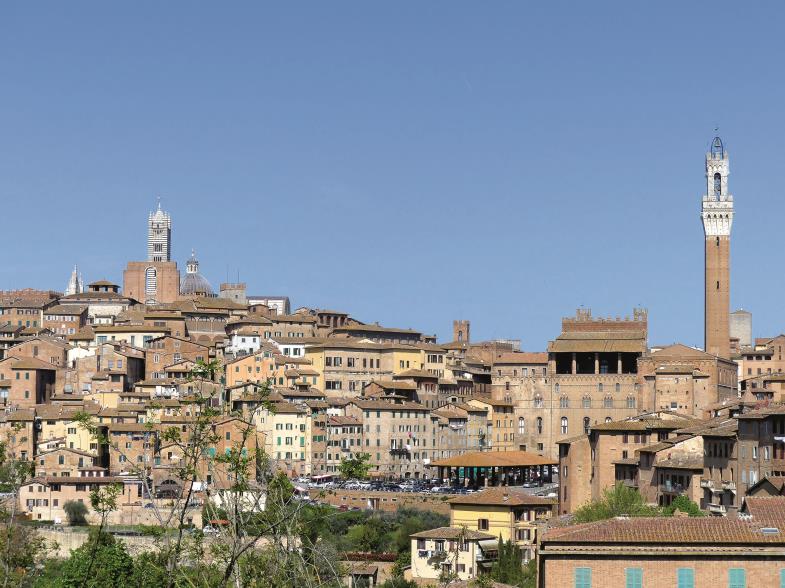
[299,476,559,498]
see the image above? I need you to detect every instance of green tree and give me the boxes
[378,578,418,588]
[573,482,659,523]
[489,538,534,587]
[346,516,389,553]
[62,500,88,526]
[338,452,372,480]
[58,530,134,588]
[663,495,704,517]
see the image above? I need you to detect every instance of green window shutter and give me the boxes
[625,568,642,588]
[300,437,305,447]
[728,569,746,588]
[677,568,694,588]
[277,437,281,446]
[575,567,591,588]
[780,569,785,588]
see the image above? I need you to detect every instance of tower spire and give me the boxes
[65,264,82,296]
[148,199,172,262]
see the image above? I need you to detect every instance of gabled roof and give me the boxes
[648,343,718,359]
[541,516,785,545]
[447,488,556,507]
[10,357,57,370]
[410,527,496,541]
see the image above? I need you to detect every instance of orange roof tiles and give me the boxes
[542,516,785,544]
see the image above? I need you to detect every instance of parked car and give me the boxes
[202,525,219,535]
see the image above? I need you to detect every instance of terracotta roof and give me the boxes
[542,516,785,545]
[367,380,417,390]
[68,326,95,341]
[590,416,696,432]
[350,399,428,411]
[654,456,704,470]
[331,324,420,335]
[43,305,87,315]
[270,402,308,414]
[410,527,496,541]
[467,397,514,408]
[612,457,640,466]
[395,369,438,379]
[430,450,556,468]
[107,423,154,432]
[747,476,785,496]
[60,291,130,301]
[647,343,717,359]
[493,352,548,365]
[743,496,785,524]
[93,325,169,334]
[447,488,556,507]
[35,447,96,459]
[548,330,646,353]
[556,434,588,445]
[327,416,362,426]
[10,357,57,370]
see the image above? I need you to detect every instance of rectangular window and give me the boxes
[575,567,591,588]
[625,568,642,588]
[677,568,694,588]
[477,518,489,530]
[728,569,745,588]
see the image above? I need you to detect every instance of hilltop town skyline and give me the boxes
[3,4,785,349]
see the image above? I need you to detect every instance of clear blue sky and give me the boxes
[2,2,783,349]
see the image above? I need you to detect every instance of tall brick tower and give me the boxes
[701,136,734,358]
[453,320,470,343]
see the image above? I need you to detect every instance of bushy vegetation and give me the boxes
[574,483,704,523]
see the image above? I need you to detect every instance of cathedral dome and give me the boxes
[180,250,214,297]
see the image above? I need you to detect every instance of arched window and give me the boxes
[598,383,603,393]
[604,396,613,408]
[582,395,591,409]
[555,383,560,393]
[605,416,612,423]
[627,396,636,409]
[615,383,620,393]
[536,417,543,435]
[714,172,721,199]
[583,417,590,434]
[534,395,543,408]
[518,417,525,435]
[560,396,569,408]
[561,417,568,435]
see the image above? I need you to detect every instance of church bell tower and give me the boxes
[701,136,734,358]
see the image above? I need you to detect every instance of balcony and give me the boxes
[700,479,720,493]
[722,481,737,492]
[707,502,727,515]
[389,447,410,456]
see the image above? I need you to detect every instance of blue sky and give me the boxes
[1,2,784,348]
